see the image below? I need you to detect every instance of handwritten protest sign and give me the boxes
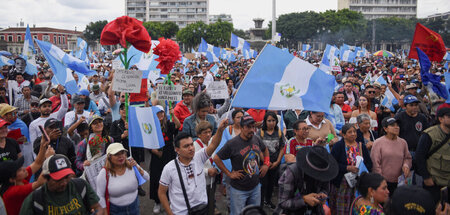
[112,69,143,93]
[157,85,182,101]
[207,81,229,99]
[112,60,123,70]
[84,155,107,190]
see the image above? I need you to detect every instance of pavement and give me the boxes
[137,150,278,215]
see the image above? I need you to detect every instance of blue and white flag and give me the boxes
[22,25,38,75]
[0,56,13,67]
[319,44,340,73]
[243,49,258,60]
[444,52,450,61]
[302,44,311,52]
[299,51,307,58]
[210,64,219,75]
[341,49,356,62]
[199,38,220,63]
[128,106,165,149]
[232,44,335,112]
[445,72,450,103]
[74,38,88,61]
[101,46,105,53]
[35,39,79,94]
[418,47,448,99]
[230,33,250,51]
[75,72,90,91]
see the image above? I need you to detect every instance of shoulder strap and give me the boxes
[427,134,450,159]
[71,178,89,210]
[260,129,264,138]
[32,187,45,215]
[228,125,233,135]
[104,167,110,214]
[278,128,282,138]
[174,159,191,213]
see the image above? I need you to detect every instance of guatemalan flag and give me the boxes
[230,33,250,51]
[36,39,79,94]
[0,56,13,67]
[319,44,340,73]
[74,38,88,61]
[199,38,221,63]
[128,106,165,149]
[302,44,311,52]
[232,44,335,113]
[22,25,38,75]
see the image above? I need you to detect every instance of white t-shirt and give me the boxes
[193,139,216,185]
[64,110,91,127]
[160,148,209,215]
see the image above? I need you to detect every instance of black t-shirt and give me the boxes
[257,129,285,162]
[216,134,266,191]
[0,138,21,161]
[395,111,429,151]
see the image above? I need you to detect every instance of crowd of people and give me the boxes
[0,45,449,215]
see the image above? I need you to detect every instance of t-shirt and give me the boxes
[285,138,313,156]
[0,138,21,161]
[3,166,32,215]
[395,111,429,151]
[19,179,100,215]
[339,103,352,114]
[216,135,266,191]
[256,129,285,162]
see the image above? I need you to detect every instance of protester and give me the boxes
[305,111,338,146]
[257,111,285,209]
[278,146,338,214]
[351,172,388,214]
[19,154,104,215]
[284,120,314,163]
[182,92,218,139]
[283,109,308,139]
[64,95,91,127]
[350,95,378,129]
[384,186,438,215]
[14,86,39,117]
[158,119,227,215]
[0,118,21,162]
[214,115,269,215]
[96,143,149,215]
[78,89,100,116]
[329,123,372,214]
[355,114,378,151]
[174,89,194,131]
[20,101,40,127]
[0,104,30,165]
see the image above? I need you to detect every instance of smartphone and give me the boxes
[441,187,448,211]
[38,125,50,141]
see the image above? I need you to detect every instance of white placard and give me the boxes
[84,155,107,190]
[157,84,183,101]
[112,69,143,93]
[207,81,229,99]
[112,60,122,70]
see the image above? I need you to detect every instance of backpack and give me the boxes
[32,178,90,215]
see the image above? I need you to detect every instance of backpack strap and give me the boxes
[104,167,110,214]
[260,129,264,138]
[32,187,45,215]
[228,125,233,135]
[71,178,89,210]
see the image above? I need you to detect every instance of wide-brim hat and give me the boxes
[297,146,338,182]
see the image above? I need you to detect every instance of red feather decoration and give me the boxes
[153,38,181,75]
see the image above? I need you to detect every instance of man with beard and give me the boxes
[29,85,68,144]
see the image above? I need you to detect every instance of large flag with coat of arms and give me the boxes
[128,106,165,149]
[232,44,335,113]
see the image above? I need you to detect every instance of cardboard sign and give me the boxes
[207,81,229,99]
[84,155,106,190]
[112,60,123,70]
[157,84,182,101]
[184,53,196,60]
[112,69,143,93]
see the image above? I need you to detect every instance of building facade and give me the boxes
[125,0,209,28]
[209,14,232,24]
[338,0,417,20]
[0,27,82,54]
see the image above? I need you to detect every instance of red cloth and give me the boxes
[3,166,33,215]
[339,104,352,113]
[408,23,446,62]
[129,79,148,103]
[284,138,313,156]
[246,109,266,122]
[174,100,191,130]
[49,95,72,112]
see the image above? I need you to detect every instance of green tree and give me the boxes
[232,29,248,39]
[176,21,209,49]
[274,11,322,48]
[161,22,179,39]
[318,9,367,45]
[84,20,108,44]
[143,22,163,39]
[206,20,233,47]
[367,17,416,44]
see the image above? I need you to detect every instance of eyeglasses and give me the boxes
[296,127,310,131]
[367,91,376,94]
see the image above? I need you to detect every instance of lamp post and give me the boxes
[271,0,276,44]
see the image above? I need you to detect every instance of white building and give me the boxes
[125,0,209,28]
[209,14,232,24]
[338,0,417,20]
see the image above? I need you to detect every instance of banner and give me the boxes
[157,84,182,101]
[408,23,446,62]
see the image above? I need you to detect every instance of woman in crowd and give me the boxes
[351,172,389,215]
[328,92,345,135]
[350,95,378,129]
[97,143,149,215]
[330,123,372,214]
[305,111,338,147]
[0,135,53,215]
[257,111,285,209]
[355,114,378,151]
[75,115,113,176]
[182,92,217,139]
[149,105,180,214]
[371,117,411,196]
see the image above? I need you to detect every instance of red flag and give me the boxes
[408,23,446,62]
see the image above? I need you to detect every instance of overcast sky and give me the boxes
[0,0,448,31]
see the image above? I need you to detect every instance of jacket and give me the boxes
[422,125,450,186]
[182,113,217,139]
[330,139,372,187]
[174,100,191,131]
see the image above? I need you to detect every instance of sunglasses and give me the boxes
[367,91,376,94]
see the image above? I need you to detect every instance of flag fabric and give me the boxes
[199,38,221,63]
[0,56,13,67]
[74,38,88,61]
[35,39,79,94]
[408,23,446,62]
[128,106,165,149]
[444,52,450,61]
[302,44,311,52]
[319,44,340,72]
[341,49,356,62]
[232,44,335,113]
[210,64,219,75]
[101,46,105,53]
[417,47,448,99]
[22,25,38,75]
[75,72,90,90]
[230,33,250,51]
[445,72,450,103]
[273,32,281,42]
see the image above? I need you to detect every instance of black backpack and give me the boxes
[32,178,90,215]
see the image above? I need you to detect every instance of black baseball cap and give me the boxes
[381,117,398,128]
[0,156,24,183]
[44,118,62,129]
[42,154,75,180]
[389,186,435,215]
[240,115,255,127]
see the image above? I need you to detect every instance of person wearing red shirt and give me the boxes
[0,134,54,215]
[284,120,313,163]
[246,109,266,127]
[174,90,194,130]
[335,92,352,122]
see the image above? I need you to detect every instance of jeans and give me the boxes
[229,183,261,215]
[109,196,139,215]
